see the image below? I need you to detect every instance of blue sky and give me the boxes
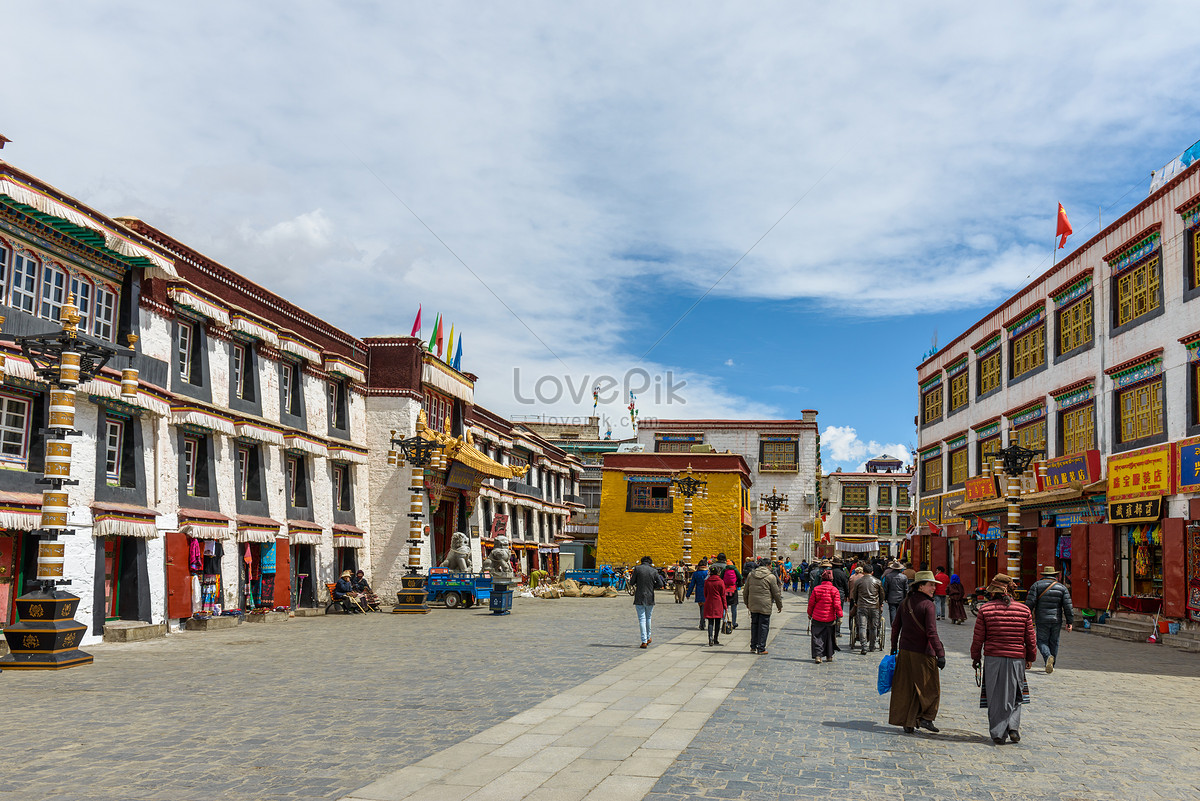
[3,2,1199,471]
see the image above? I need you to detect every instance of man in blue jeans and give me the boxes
[631,555,665,648]
[1025,565,1074,673]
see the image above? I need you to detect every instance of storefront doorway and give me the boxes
[0,533,16,625]
[95,536,150,633]
[292,544,317,608]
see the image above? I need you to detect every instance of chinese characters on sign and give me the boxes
[940,489,965,524]
[965,475,999,501]
[1107,444,1174,524]
[490,514,509,537]
[1108,498,1162,524]
[919,495,941,525]
[1177,436,1200,494]
[1041,450,1101,489]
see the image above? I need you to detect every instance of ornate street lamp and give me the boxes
[996,434,1044,580]
[387,420,442,614]
[1,298,137,669]
[669,465,707,567]
[759,487,789,559]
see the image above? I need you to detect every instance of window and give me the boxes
[978,351,1001,396]
[922,384,943,424]
[104,420,124,483]
[978,435,1001,473]
[1011,324,1045,379]
[1015,420,1047,454]
[69,275,92,332]
[232,344,247,400]
[281,363,293,415]
[627,483,672,513]
[10,251,38,314]
[0,394,31,468]
[760,438,798,471]
[1118,379,1164,444]
[93,285,115,342]
[878,515,892,534]
[286,454,309,508]
[332,463,351,511]
[842,515,868,536]
[39,264,67,322]
[1194,363,1200,428]
[896,486,910,507]
[1057,295,1093,355]
[1115,256,1161,327]
[1060,404,1095,456]
[422,390,451,434]
[878,485,892,507]
[949,447,968,486]
[183,437,199,495]
[949,371,969,412]
[581,481,602,507]
[0,242,7,296]
[897,514,911,532]
[1191,228,1200,291]
[842,484,868,507]
[328,380,348,431]
[237,446,250,500]
[178,322,195,384]
[922,455,942,494]
[656,439,699,453]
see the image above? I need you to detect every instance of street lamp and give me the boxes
[996,433,1043,581]
[387,417,443,614]
[1,297,137,669]
[668,465,707,567]
[759,487,789,559]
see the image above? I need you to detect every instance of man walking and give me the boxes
[830,558,850,648]
[1025,565,1074,673]
[631,556,665,648]
[850,564,884,654]
[744,557,784,654]
[883,560,909,624]
[933,565,951,620]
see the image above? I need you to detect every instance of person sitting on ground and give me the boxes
[333,570,363,613]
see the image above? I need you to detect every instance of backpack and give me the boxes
[723,567,738,591]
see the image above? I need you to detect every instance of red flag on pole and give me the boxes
[758,524,768,540]
[974,514,988,535]
[1056,203,1073,249]
[928,520,941,535]
[410,304,421,337]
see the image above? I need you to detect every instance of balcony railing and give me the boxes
[506,481,543,499]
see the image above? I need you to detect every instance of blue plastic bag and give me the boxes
[877,653,896,695]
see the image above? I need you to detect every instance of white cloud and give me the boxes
[724,359,735,367]
[822,425,911,473]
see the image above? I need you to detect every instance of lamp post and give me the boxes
[668,465,707,567]
[996,433,1043,581]
[759,487,788,560]
[1,298,136,669]
[387,420,441,614]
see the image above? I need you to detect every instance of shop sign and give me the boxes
[741,508,752,526]
[490,514,509,537]
[919,494,941,525]
[1040,450,1101,489]
[965,475,999,501]
[1054,511,1104,528]
[1109,497,1162,524]
[446,463,481,490]
[1177,436,1200,494]
[1107,443,1174,502]
[941,489,965,524]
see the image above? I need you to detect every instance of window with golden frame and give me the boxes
[1192,228,1200,290]
[949,370,969,412]
[842,515,868,536]
[1011,324,1045,378]
[923,384,943,424]
[1116,257,1161,327]
[949,447,968,486]
[978,435,1001,472]
[1015,419,1047,453]
[1195,362,1200,426]
[878,515,892,534]
[896,485,910,507]
[1060,404,1095,456]
[1058,295,1093,355]
[922,455,942,493]
[1118,378,1164,443]
[978,350,1000,396]
[878,484,892,507]
[897,514,911,532]
[842,484,869,507]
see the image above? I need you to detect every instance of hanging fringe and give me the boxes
[0,508,41,531]
[236,526,279,543]
[421,359,474,403]
[84,374,171,417]
[172,406,236,435]
[322,356,366,384]
[327,445,368,464]
[230,312,280,347]
[279,333,321,364]
[3,354,36,381]
[168,286,230,326]
[333,534,365,549]
[93,516,159,539]
[289,530,324,546]
[284,432,328,456]
[235,422,285,445]
[181,522,230,540]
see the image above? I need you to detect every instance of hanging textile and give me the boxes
[191,574,202,611]
[1056,535,1072,560]
[189,538,203,572]
[261,540,276,574]
[1134,544,1150,577]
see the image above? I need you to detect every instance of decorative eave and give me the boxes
[972,415,1002,431]
[229,310,280,347]
[234,420,286,446]
[1004,398,1046,421]
[235,514,283,543]
[168,285,230,326]
[1104,348,1164,377]
[1174,190,1200,215]
[328,443,368,464]
[287,519,324,545]
[1050,377,1095,398]
[171,404,236,436]
[945,430,969,449]
[91,502,160,540]
[1003,301,1046,333]
[971,331,1001,352]
[1179,330,1200,347]
[919,372,943,392]
[284,431,328,457]
[279,331,321,364]
[1103,223,1162,264]
[421,354,475,404]
[322,355,367,385]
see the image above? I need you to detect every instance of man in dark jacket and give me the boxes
[830,559,850,646]
[743,557,784,654]
[883,560,909,624]
[333,570,361,613]
[632,556,666,648]
[1025,566,1074,673]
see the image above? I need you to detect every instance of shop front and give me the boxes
[1107,444,1180,617]
[173,509,233,618]
[91,503,159,634]
[235,516,284,610]
[288,521,323,608]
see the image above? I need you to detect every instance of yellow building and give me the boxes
[597,452,753,567]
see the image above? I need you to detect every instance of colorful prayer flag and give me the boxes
[452,334,462,370]
[410,304,421,338]
[446,324,455,361]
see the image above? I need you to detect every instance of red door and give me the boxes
[930,535,948,574]
[1072,524,1089,602]
[1161,518,1185,618]
[0,534,15,625]
[274,537,292,608]
[165,532,193,619]
[103,538,122,619]
[1088,523,1116,609]
[956,535,975,589]
[1036,527,1056,575]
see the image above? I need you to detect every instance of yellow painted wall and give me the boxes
[597,471,746,568]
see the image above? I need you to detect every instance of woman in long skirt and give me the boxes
[888,571,945,733]
[948,574,968,624]
[806,570,842,663]
[971,580,1037,744]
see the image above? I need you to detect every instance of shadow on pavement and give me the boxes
[822,719,993,744]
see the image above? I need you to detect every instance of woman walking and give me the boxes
[685,558,709,630]
[948,574,968,624]
[702,568,728,646]
[971,579,1037,744]
[888,570,946,733]
[806,569,842,663]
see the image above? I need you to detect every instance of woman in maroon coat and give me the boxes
[702,571,728,646]
[806,570,842,663]
[888,571,945,733]
[971,580,1037,744]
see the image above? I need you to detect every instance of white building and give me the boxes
[823,455,914,559]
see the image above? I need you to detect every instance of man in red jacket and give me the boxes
[971,580,1037,745]
[933,566,951,620]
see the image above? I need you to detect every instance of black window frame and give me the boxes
[625,482,673,513]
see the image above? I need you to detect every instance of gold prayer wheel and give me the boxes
[36,541,66,579]
[49,389,76,429]
[40,491,70,529]
[59,351,81,386]
[44,441,73,477]
[410,466,423,488]
[121,367,139,400]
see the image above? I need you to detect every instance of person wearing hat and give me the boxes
[888,570,945,734]
[829,558,850,648]
[1025,565,1074,673]
[883,560,909,625]
[333,570,362,614]
[972,578,1037,744]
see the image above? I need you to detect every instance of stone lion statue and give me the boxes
[439,532,473,573]
[488,535,515,586]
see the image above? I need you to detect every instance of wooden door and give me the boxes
[0,534,14,625]
[930,535,948,574]
[1071,524,1089,603]
[164,532,193,619]
[1036,527,1056,575]
[274,537,292,608]
[1088,524,1116,609]
[1020,538,1038,589]
[1161,518,1185,618]
[956,535,975,589]
[103,538,122,619]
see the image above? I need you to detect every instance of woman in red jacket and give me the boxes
[888,571,945,733]
[702,570,729,646]
[971,579,1037,744]
[806,570,842,663]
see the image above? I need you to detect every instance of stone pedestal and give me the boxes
[245,610,289,624]
[183,615,241,632]
[102,621,167,643]
[392,572,430,614]
[0,591,92,670]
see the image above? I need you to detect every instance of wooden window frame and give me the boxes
[841,484,868,508]
[39,263,67,322]
[842,515,868,536]
[922,384,943,424]
[977,350,1001,397]
[10,250,39,314]
[922,455,942,494]
[183,437,199,496]
[178,321,194,384]
[759,438,799,472]
[232,343,247,400]
[626,483,673,513]
[1057,294,1093,356]
[949,447,968,487]
[878,484,892,507]
[1059,403,1095,457]
[104,419,124,484]
[1114,256,1162,328]
[1010,323,1046,379]
[1014,419,1047,454]
[878,515,892,534]
[949,370,969,413]
[0,392,32,468]
[93,284,116,342]
[978,435,1001,474]
[1117,378,1165,445]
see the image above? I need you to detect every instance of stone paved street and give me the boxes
[2,592,1198,801]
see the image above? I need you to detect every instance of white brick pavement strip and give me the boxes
[342,605,800,801]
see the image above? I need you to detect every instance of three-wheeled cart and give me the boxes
[426,568,492,609]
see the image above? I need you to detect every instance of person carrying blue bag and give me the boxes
[877,652,896,694]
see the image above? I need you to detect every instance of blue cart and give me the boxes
[564,565,622,589]
[426,568,492,609]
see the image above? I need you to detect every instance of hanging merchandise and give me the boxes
[188,537,203,572]
[1134,544,1150,578]
[1056,535,1072,560]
